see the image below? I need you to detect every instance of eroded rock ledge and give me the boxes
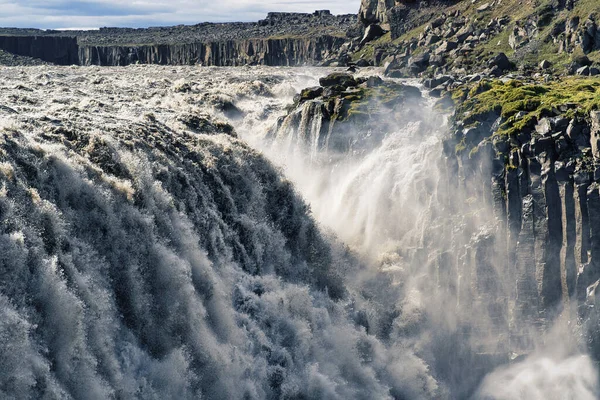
[269,72,422,153]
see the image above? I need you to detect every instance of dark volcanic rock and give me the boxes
[278,75,423,154]
[300,86,325,101]
[0,11,357,67]
[78,36,347,67]
[0,35,78,65]
[319,73,357,88]
[489,53,512,71]
[361,24,386,46]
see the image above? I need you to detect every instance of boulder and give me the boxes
[573,55,592,67]
[384,57,403,76]
[319,73,357,88]
[425,34,442,46]
[490,53,512,71]
[456,27,473,43]
[535,118,553,136]
[300,86,324,101]
[435,41,458,55]
[424,75,452,89]
[410,52,430,68]
[577,66,591,76]
[477,3,491,12]
[567,118,590,148]
[373,47,386,65]
[430,16,446,29]
[409,53,430,74]
[365,76,384,87]
[360,24,386,46]
[539,60,552,69]
[429,54,446,67]
[356,58,371,67]
[489,65,503,77]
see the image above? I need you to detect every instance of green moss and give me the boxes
[468,145,480,159]
[469,81,493,97]
[352,32,392,62]
[456,138,467,154]
[453,77,600,137]
[336,82,418,122]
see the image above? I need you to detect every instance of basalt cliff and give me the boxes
[0,11,355,67]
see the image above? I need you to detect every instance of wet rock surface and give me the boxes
[272,71,423,154]
[445,77,600,334]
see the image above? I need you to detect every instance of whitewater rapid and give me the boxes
[0,65,597,399]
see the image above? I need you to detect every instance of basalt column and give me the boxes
[540,152,563,313]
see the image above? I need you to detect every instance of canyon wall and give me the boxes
[0,35,78,65]
[78,36,346,66]
[447,109,600,331]
[0,34,346,67]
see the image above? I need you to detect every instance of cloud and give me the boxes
[0,0,360,29]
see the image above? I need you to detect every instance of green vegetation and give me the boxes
[352,32,392,62]
[454,77,600,137]
[358,0,599,72]
[321,82,420,122]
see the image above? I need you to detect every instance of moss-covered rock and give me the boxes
[275,75,424,154]
[319,73,357,88]
[453,77,600,139]
[300,86,324,101]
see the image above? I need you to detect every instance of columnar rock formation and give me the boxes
[446,83,600,335]
[0,11,355,67]
[78,36,346,66]
[0,35,78,65]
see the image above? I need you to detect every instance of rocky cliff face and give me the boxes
[78,36,346,66]
[358,0,600,77]
[0,35,78,65]
[445,79,600,337]
[0,10,356,67]
[358,0,457,38]
[359,0,395,28]
[275,73,600,394]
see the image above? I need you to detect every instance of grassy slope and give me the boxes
[355,0,600,69]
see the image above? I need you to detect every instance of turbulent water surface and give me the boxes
[0,65,597,399]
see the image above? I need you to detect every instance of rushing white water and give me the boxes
[0,65,597,399]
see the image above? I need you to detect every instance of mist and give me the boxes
[0,65,598,399]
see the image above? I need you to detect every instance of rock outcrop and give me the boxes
[0,35,78,65]
[359,0,395,28]
[280,73,600,372]
[269,72,422,154]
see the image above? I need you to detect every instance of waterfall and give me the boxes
[0,65,597,400]
[255,73,600,399]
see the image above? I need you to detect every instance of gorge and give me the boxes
[1,0,600,399]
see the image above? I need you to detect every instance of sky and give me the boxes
[0,0,360,30]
